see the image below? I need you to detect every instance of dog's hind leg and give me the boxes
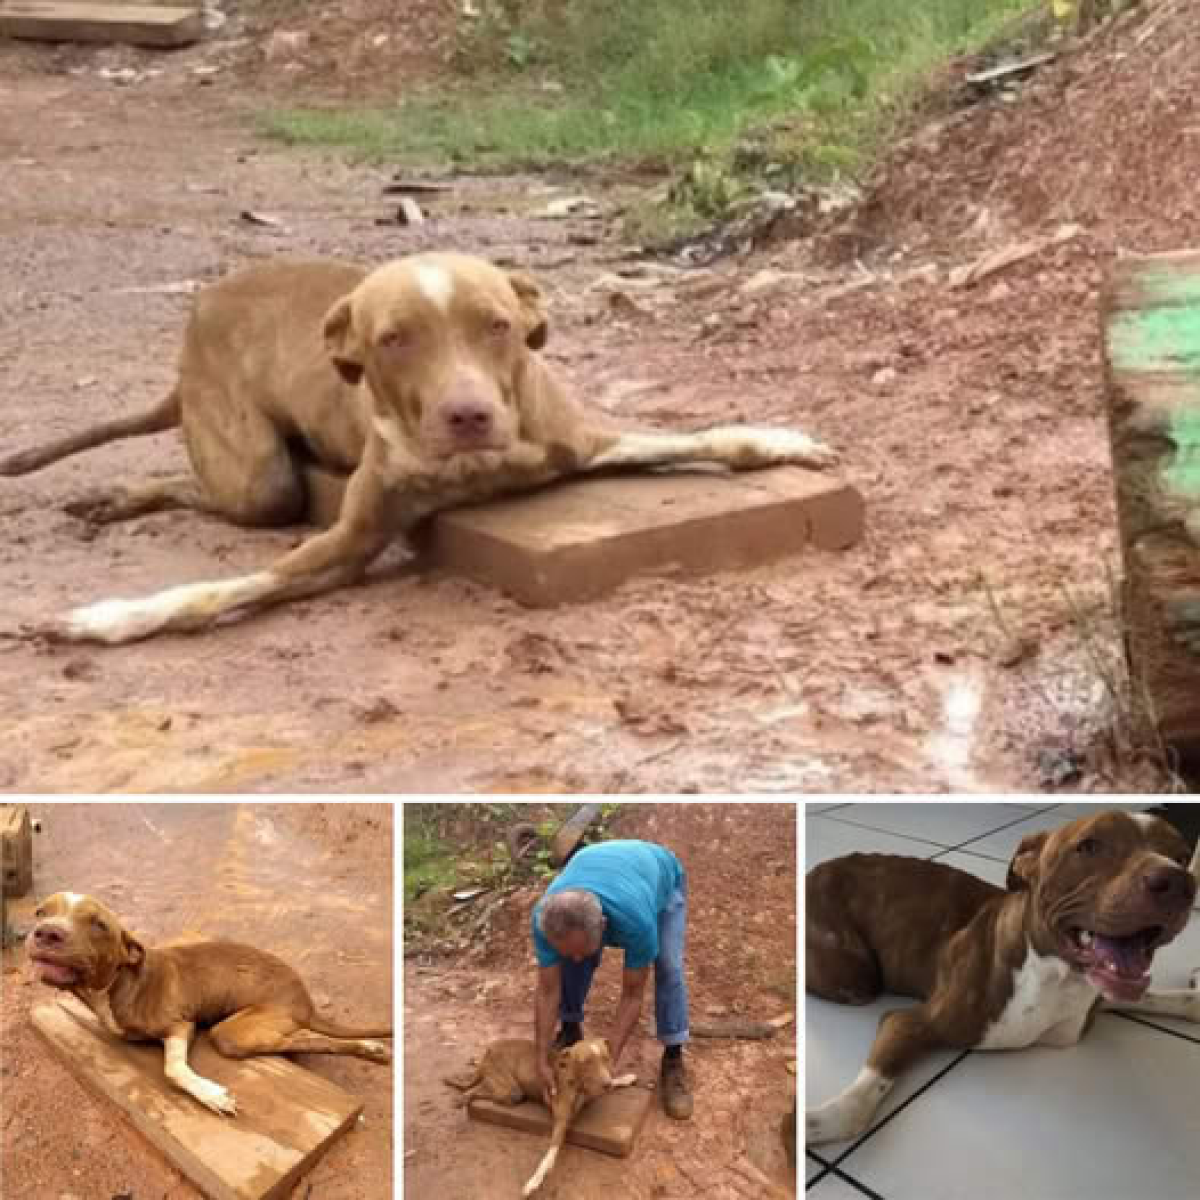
[64,475,216,524]
[210,1006,392,1064]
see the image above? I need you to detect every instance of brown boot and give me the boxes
[660,1049,692,1120]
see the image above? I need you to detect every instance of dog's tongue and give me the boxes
[1086,933,1152,1002]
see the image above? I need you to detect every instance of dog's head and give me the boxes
[1007,811,1195,1002]
[555,1037,616,1100]
[25,892,145,993]
[321,252,549,462]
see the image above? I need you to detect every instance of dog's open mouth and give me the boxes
[29,954,82,987]
[1064,925,1167,1001]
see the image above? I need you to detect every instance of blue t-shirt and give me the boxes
[531,840,684,971]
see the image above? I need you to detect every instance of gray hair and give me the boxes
[537,889,604,944]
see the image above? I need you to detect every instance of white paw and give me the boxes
[52,597,164,645]
[611,1072,637,1088]
[717,425,840,470]
[195,1079,239,1116]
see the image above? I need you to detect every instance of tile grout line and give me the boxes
[1108,1009,1200,1046]
[814,804,1062,860]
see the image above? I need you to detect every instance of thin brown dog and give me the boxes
[1,252,837,644]
[444,1036,635,1196]
[26,891,392,1116]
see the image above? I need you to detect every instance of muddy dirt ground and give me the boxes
[0,801,394,1199]
[3,7,1198,792]
[404,802,797,1199]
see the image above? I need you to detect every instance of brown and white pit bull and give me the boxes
[444,1036,636,1196]
[26,891,392,1116]
[1,252,837,644]
[806,810,1199,1145]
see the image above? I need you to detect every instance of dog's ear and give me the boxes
[1007,831,1049,891]
[507,270,549,350]
[121,930,145,968]
[322,294,366,385]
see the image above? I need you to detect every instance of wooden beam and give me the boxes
[468,1086,653,1158]
[1104,248,1200,765]
[33,997,365,1200]
[0,3,203,48]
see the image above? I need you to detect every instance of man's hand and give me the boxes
[538,1056,557,1107]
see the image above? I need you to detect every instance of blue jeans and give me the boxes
[559,880,689,1047]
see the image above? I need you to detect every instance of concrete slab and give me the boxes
[32,996,364,1200]
[0,2,202,47]
[428,466,864,606]
[468,1085,654,1158]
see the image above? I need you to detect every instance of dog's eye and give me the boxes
[1076,838,1101,856]
[378,328,411,352]
[34,907,44,919]
[91,917,108,933]
[488,316,512,337]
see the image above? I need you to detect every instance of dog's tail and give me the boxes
[305,1012,394,1039]
[0,388,181,477]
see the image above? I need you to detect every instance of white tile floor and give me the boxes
[805,802,1200,1200]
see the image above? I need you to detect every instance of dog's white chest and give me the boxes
[979,945,1098,1050]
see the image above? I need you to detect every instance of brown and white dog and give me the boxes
[445,1036,635,1196]
[1,252,837,644]
[806,810,1199,1145]
[26,891,392,1116]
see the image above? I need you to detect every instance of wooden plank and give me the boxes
[468,1085,653,1158]
[429,467,863,606]
[0,2,203,48]
[1104,248,1200,765]
[32,996,364,1200]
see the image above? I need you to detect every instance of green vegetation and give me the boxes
[265,0,1041,191]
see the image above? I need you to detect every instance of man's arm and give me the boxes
[535,964,562,1096]
[609,966,649,1067]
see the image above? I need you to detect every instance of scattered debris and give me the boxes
[238,209,286,232]
[948,223,1084,288]
[965,53,1057,92]
[382,179,452,197]
[395,197,425,226]
[539,196,602,220]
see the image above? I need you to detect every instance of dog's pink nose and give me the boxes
[1141,864,1193,904]
[443,399,494,442]
[34,925,66,947]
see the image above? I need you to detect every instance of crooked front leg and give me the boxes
[585,425,839,473]
[163,1024,238,1116]
[807,1005,942,1146]
[40,454,399,644]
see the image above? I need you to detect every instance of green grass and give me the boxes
[263,0,1042,184]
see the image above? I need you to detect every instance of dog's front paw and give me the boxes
[724,426,840,470]
[361,1039,393,1064]
[194,1079,239,1116]
[610,1072,637,1088]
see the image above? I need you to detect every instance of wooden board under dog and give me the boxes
[468,1086,653,1157]
[32,996,364,1200]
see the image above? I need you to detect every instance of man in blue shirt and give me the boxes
[530,839,691,1119]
